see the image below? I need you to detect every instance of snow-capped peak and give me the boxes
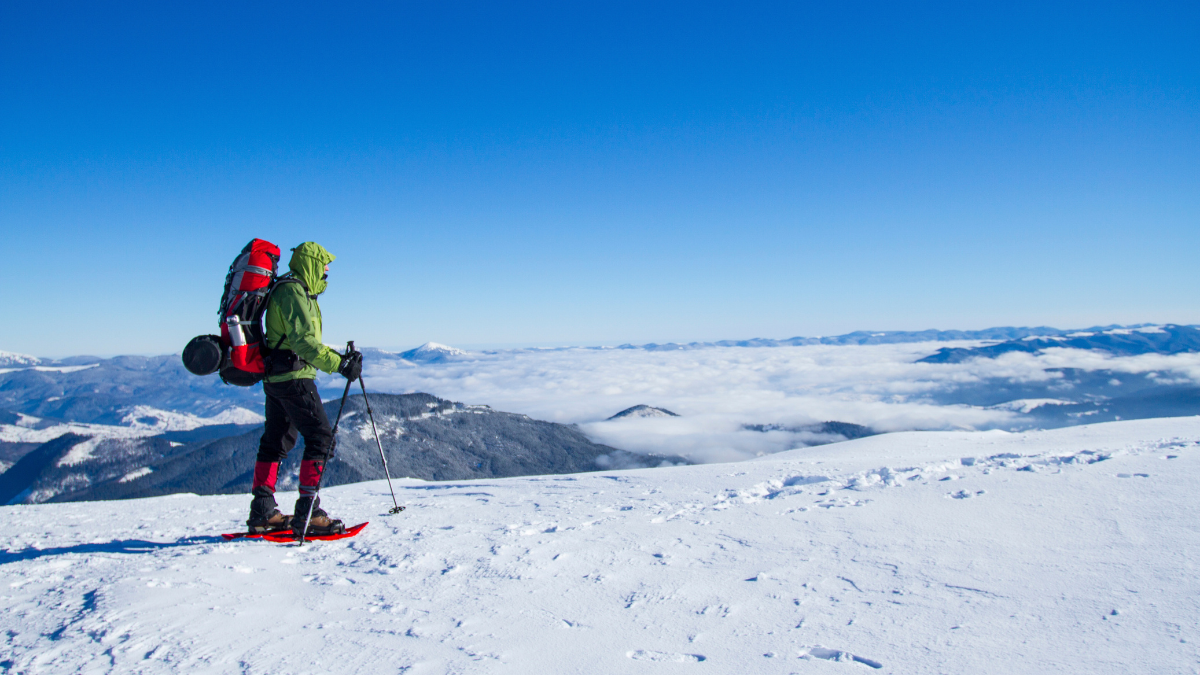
[0,350,41,368]
[399,342,469,363]
[606,405,680,420]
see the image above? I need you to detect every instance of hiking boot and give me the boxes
[291,496,345,536]
[247,494,290,534]
[247,509,290,534]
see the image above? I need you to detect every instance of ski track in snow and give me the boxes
[1,418,1199,674]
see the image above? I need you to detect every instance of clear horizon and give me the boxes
[4,320,1193,361]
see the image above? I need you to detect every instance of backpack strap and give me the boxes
[273,274,317,300]
[261,275,312,375]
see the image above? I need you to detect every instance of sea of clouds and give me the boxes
[345,343,1200,463]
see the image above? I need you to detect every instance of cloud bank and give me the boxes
[335,343,1200,463]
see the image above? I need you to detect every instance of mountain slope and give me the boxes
[0,433,189,505]
[8,393,687,504]
[0,351,41,368]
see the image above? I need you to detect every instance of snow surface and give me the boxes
[2,417,1198,674]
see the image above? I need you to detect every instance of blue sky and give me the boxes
[1,1,1197,356]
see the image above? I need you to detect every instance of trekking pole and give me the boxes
[358,374,405,515]
[297,341,356,545]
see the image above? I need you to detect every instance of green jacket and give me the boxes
[263,242,343,382]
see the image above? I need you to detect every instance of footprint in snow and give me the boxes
[947,490,985,499]
[799,646,882,669]
[626,650,706,663]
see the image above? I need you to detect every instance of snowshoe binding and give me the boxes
[291,496,345,537]
[247,494,291,534]
[246,510,291,534]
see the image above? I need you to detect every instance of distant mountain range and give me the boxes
[923,365,1200,431]
[0,352,264,421]
[904,325,1200,430]
[0,353,267,480]
[918,325,1200,364]
[0,393,687,505]
[616,327,1081,351]
[4,323,1200,503]
[367,326,1170,359]
[12,324,1150,429]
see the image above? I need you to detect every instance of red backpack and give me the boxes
[218,239,282,385]
[183,239,282,386]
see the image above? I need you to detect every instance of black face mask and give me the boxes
[322,273,329,281]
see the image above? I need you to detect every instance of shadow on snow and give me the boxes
[0,536,225,564]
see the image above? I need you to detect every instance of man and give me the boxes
[246,242,363,535]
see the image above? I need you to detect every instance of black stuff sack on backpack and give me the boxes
[182,334,223,376]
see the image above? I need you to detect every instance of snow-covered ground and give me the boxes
[2,417,1198,674]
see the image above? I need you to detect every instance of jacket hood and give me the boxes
[288,242,336,295]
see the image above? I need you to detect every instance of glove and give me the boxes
[338,350,363,382]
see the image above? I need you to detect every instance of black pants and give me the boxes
[257,378,334,466]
